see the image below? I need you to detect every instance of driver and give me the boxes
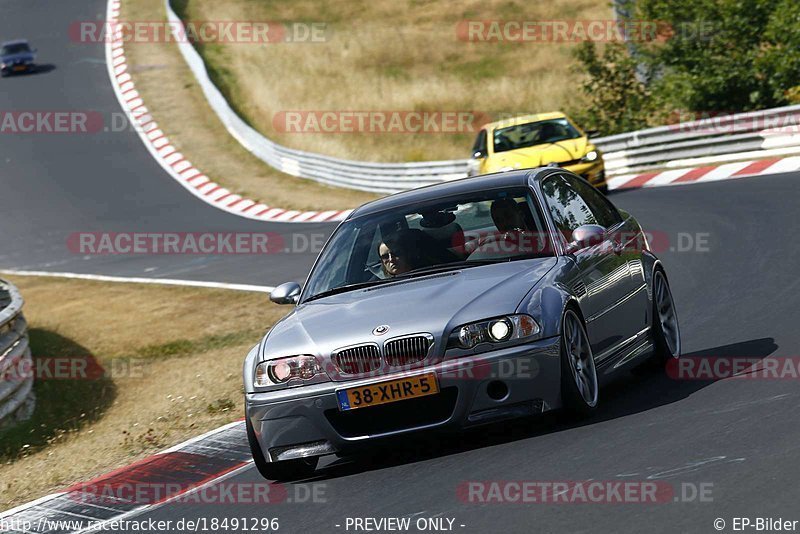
[378,232,418,277]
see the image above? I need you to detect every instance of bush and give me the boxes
[570,42,654,135]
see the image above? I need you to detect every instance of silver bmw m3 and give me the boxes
[244,167,680,480]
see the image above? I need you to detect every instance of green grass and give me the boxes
[134,329,262,360]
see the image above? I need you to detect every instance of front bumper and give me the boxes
[475,160,606,187]
[1,64,32,74]
[246,336,562,462]
[562,160,606,186]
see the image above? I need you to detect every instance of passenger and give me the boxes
[490,198,526,233]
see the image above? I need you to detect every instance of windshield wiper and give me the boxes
[397,258,511,278]
[303,279,393,302]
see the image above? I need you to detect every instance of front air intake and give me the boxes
[383,334,433,367]
[332,343,381,374]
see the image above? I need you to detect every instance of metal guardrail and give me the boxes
[0,278,35,427]
[594,106,800,174]
[164,0,800,192]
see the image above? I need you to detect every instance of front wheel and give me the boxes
[246,417,318,481]
[651,269,681,362]
[560,308,599,417]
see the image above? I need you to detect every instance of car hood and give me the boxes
[1,52,34,64]
[260,257,557,362]
[485,136,589,170]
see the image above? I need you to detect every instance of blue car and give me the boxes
[1,40,37,77]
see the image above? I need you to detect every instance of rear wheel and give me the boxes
[652,269,681,362]
[560,308,598,417]
[246,417,318,481]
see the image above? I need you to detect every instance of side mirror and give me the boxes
[565,224,606,254]
[585,129,600,138]
[270,282,302,305]
[472,150,486,159]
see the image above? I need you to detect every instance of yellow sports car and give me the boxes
[469,112,607,191]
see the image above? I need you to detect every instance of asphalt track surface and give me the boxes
[0,0,327,287]
[2,2,800,534]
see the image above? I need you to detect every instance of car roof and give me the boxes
[1,39,30,47]
[347,168,555,219]
[482,111,568,131]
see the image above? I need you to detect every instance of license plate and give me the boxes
[337,373,439,411]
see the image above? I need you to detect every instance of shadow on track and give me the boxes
[32,64,56,75]
[289,337,777,483]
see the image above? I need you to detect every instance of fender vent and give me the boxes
[572,281,587,297]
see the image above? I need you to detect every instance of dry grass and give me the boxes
[179,0,608,162]
[122,0,381,211]
[0,275,289,511]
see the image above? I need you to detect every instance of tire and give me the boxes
[246,416,318,481]
[594,171,608,194]
[560,307,599,417]
[651,269,681,363]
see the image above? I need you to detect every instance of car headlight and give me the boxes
[254,355,326,387]
[581,150,599,163]
[448,314,540,350]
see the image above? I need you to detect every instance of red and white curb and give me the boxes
[104,0,351,224]
[607,156,800,191]
[0,421,255,533]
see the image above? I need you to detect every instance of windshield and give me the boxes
[302,186,554,302]
[1,43,31,56]
[493,118,582,154]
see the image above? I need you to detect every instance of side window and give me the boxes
[471,129,487,157]
[564,175,622,228]
[540,175,598,241]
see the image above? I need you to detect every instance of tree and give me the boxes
[573,0,800,132]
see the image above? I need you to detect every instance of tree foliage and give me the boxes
[573,0,800,134]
